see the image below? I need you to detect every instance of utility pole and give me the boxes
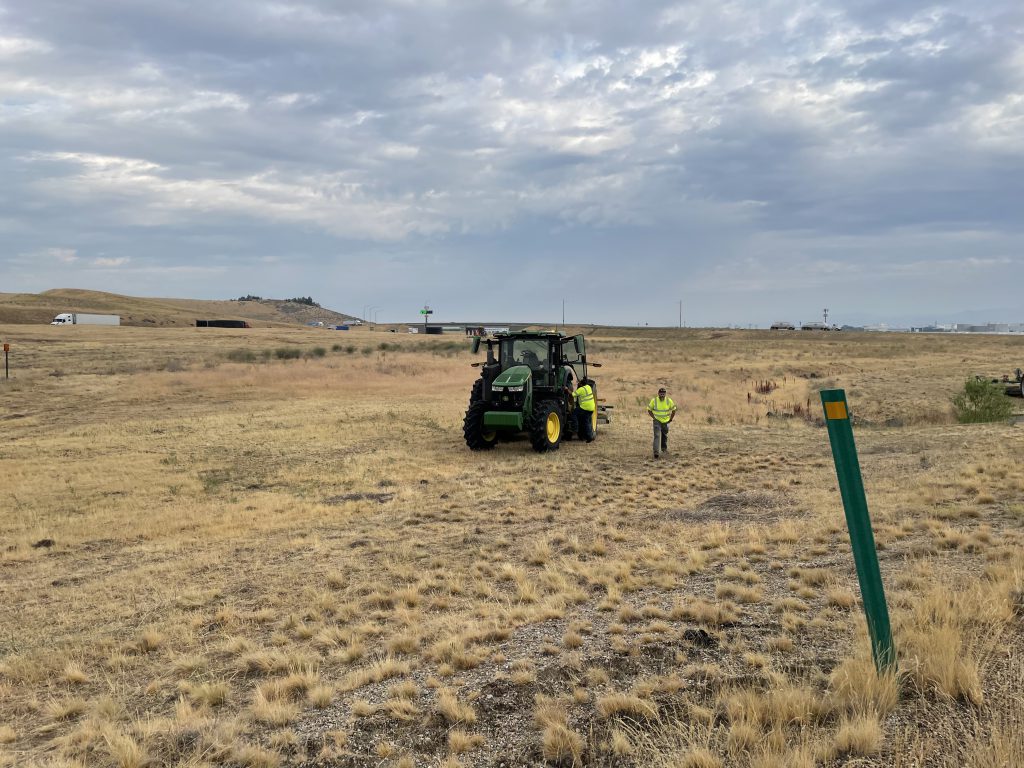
[679,300,682,329]
[561,299,565,332]
[824,308,829,326]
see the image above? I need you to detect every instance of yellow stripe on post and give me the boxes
[825,401,848,420]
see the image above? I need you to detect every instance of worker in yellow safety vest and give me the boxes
[647,386,677,459]
[573,378,596,442]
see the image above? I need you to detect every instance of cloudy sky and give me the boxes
[1,1,1022,326]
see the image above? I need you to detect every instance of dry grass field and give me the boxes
[1,322,1022,768]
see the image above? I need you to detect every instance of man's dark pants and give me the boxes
[652,420,669,456]
[577,408,595,442]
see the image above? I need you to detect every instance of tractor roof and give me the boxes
[494,330,562,339]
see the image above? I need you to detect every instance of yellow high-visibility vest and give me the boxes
[574,384,596,412]
[648,396,676,423]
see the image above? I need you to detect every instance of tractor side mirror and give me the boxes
[471,336,481,354]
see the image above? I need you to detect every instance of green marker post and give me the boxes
[820,389,896,673]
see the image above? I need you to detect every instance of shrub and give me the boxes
[275,347,302,360]
[331,344,343,352]
[227,349,257,363]
[952,378,1013,424]
[311,347,327,358]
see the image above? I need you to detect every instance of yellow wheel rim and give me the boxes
[482,430,497,442]
[546,412,560,442]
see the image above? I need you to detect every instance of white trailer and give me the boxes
[51,313,121,326]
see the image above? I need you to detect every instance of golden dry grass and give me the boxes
[1,322,1022,766]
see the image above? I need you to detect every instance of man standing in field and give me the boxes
[573,377,596,442]
[648,386,677,459]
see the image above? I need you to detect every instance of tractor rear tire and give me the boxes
[564,406,577,441]
[464,402,498,451]
[589,383,598,439]
[530,400,563,452]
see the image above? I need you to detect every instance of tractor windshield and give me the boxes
[500,338,551,374]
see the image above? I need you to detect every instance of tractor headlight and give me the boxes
[506,385,525,392]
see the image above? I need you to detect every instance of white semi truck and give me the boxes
[51,313,121,326]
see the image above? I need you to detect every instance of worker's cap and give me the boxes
[658,387,667,394]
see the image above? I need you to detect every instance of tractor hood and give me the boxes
[493,365,532,388]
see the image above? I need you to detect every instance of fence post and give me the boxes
[820,389,896,672]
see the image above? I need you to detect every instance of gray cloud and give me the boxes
[1,0,1022,326]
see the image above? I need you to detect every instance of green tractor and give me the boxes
[463,330,605,452]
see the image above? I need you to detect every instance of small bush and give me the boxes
[331,344,343,352]
[345,345,356,354]
[311,347,327,358]
[952,378,1013,424]
[227,349,258,363]
[275,348,301,360]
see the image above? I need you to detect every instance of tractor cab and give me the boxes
[495,332,585,389]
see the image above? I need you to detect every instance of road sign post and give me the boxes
[820,389,896,673]
[420,306,433,334]
[3,343,8,380]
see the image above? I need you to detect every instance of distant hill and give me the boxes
[0,289,359,327]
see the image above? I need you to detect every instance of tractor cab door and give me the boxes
[561,336,584,364]
[561,335,586,383]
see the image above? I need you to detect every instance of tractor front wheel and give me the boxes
[530,400,563,452]
[464,402,498,451]
[469,379,485,405]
